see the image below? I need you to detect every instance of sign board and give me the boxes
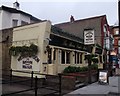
[84,29,94,45]
[17,56,40,71]
[99,71,108,84]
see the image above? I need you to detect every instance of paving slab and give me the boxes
[65,82,119,96]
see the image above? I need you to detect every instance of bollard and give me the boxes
[35,76,38,96]
[58,74,62,96]
[31,71,34,87]
[10,69,12,82]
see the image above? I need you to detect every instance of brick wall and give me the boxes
[0,28,13,75]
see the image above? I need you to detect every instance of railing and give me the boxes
[1,69,98,96]
[1,69,62,96]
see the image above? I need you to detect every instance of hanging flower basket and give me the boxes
[9,44,38,57]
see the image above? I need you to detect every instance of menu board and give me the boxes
[99,71,108,84]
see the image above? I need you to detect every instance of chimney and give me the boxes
[13,1,20,10]
[70,15,75,23]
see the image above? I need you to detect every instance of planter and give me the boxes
[68,72,88,77]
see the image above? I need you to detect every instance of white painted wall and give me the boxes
[1,11,12,29]
[12,13,21,26]
[20,14,30,24]
[0,10,2,29]
[11,21,51,77]
[0,10,36,30]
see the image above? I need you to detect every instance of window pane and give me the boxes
[12,19,18,27]
[48,48,52,64]
[75,52,77,64]
[77,53,79,64]
[53,50,56,60]
[66,52,70,64]
[61,50,65,64]
[115,31,119,35]
[80,53,82,64]
[99,55,102,63]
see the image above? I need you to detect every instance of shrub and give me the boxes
[90,64,98,70]
[63,66,88,73]
[9,44,38,57]
[80,66,88,72]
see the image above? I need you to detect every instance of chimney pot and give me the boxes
[70,15,75,23]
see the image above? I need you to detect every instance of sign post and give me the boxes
[84,29,95,84]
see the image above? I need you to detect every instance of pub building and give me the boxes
[11,20,103,77]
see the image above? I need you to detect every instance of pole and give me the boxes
[35,76,38,96]
[88,55,92,84]
[58,73,62,96]
[31,71,33,87]
[118,0,120,30]
[10,69,12,82]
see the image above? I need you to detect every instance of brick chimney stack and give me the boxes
[70,15,75,23]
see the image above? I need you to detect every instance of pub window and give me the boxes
[99,55,102,63]
[75,52,77,64]
[80,53,82,64]
[53,49,56,60]
[85,55,88,64]
[61,50,65,64]
[66,51,70,64]
[77,53,79,64]
[48,48,52,64]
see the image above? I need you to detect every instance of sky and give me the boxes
[0,0,118,25]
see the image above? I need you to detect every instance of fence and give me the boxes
[1,69,98,96]
[1,69,62,96]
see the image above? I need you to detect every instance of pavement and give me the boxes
[1,76,120,96]
[65,76,120,96]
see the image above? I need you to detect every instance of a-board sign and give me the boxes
[99,71,108,84]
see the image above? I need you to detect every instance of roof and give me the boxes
[55,15,106,26]
[51,26,83,43]
[0,5,41,21]
[55,15,107,40]
[13,20,47,29]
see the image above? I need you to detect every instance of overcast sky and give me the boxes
[0,0,118,25]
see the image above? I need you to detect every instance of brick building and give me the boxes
[55,15,113,69]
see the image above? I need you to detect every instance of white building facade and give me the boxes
[0,4,41,30]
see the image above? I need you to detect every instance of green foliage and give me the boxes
[9,44,38,57]
[92,58,98,63]
[96,43,102,49]
[80,66,89,72]
[63,64,98,73]
[63,66,89,73]
[85,54,98,63]
[90,64,98,70]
